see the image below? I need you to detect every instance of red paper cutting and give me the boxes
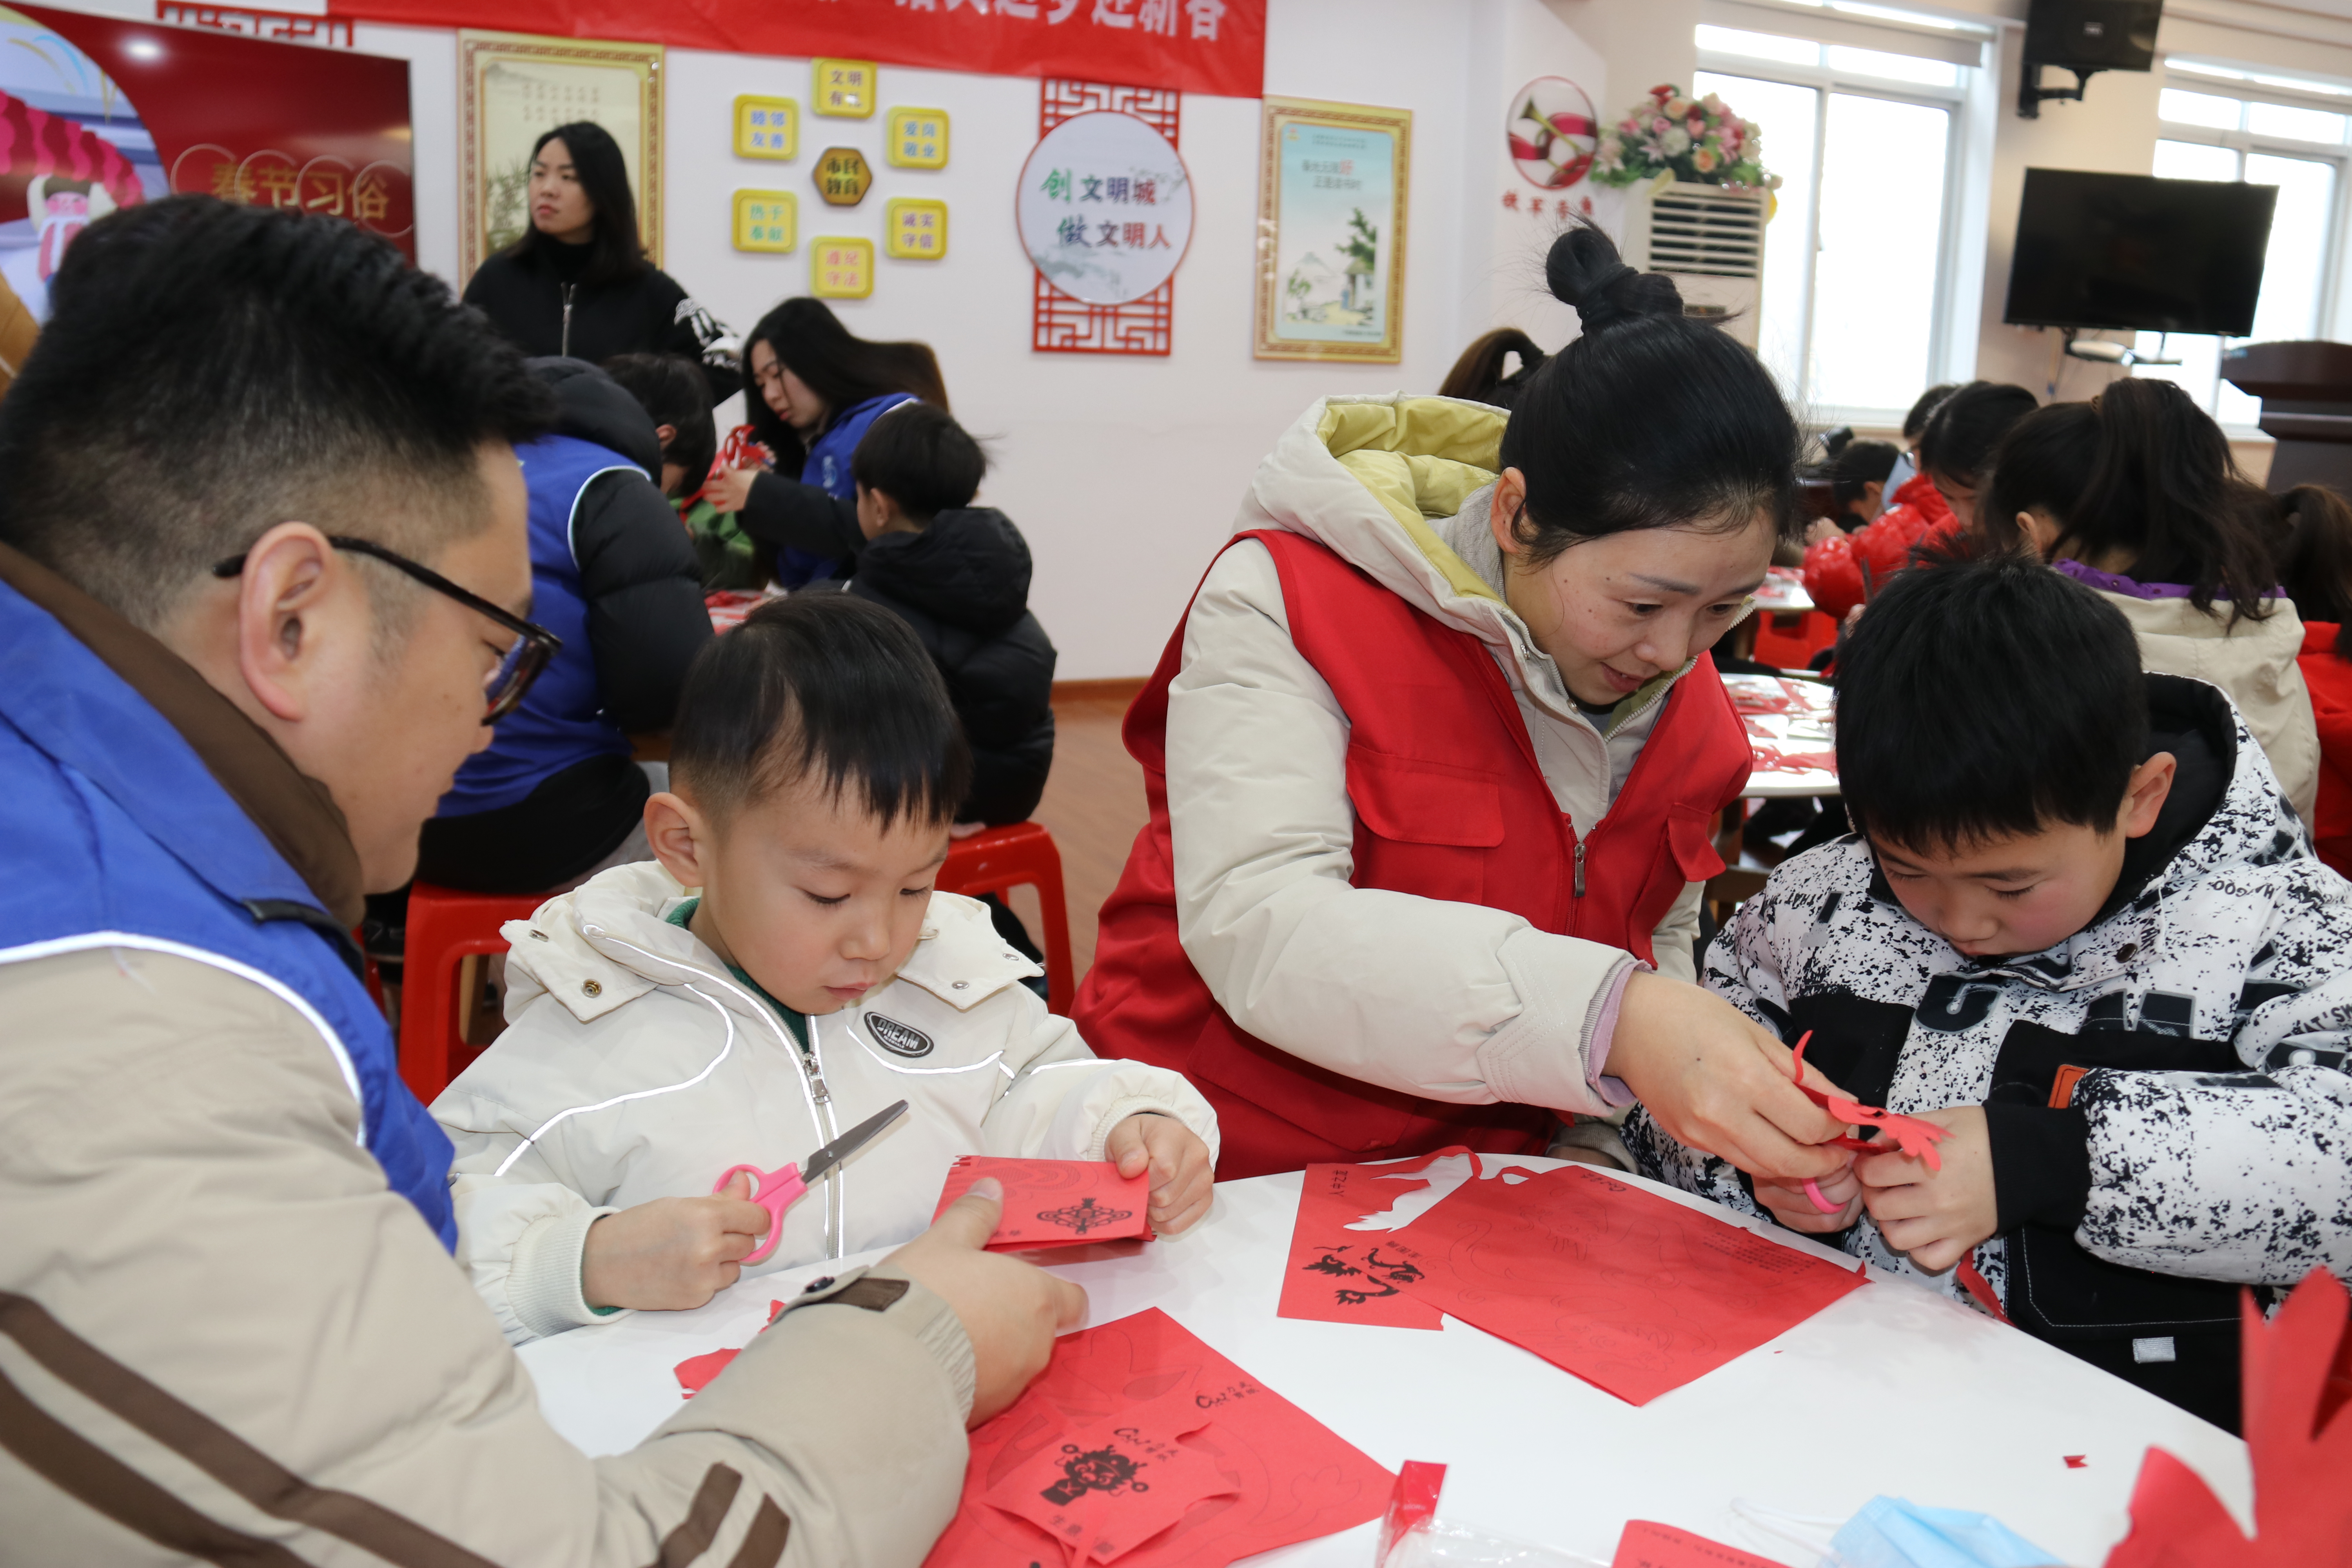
[1612,1520,1786,1568]
[933,1156,1152,1252]
[1383,1165,1868,1405]
[1278,1148,1476,1330]
[1789,1032,1952,1165]
[923,1307,1394,1568]
[984,1387,1237,1564]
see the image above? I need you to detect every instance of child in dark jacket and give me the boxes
[1627,551,2352,1435]
[844,402,1056,829]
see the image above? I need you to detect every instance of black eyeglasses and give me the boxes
[211,535,561,724]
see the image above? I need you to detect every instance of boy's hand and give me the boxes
[1855,1104,1995,1272]
[1105,1112,1214,1236]
[886,1178,1088,1426]
[1753,1162,1862,1234]
[581,1172,771,1311]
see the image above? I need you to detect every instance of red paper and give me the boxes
[2064,1455,2088,1469]
[1279,1149,1477,1330]
[934,1156,1152,1252]
[1612,1520,1784,1568]
[984,1388,1236,1564]
[1383,1165,1868,1405]
[2103,1268,2352,1568]
[1373,1461,1448,1564]
[672,1301,789,1398]
[1790,1032,1951,1165]
[923,1308,1393,1568]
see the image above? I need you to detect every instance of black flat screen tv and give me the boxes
[2004,168,2276,336]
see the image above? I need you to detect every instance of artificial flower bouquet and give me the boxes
[1592,84,1780,191]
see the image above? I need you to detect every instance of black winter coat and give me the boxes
[465,246,740,403]
[848,509,1057,826]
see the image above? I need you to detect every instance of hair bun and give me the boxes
[1544,225,1684,334]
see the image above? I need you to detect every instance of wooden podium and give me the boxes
[2222,340,2352,492]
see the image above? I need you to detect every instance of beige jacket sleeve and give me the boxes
[1167,539,1632,1118]
[0,947,973,1568]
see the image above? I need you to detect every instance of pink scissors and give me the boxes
[715,1099,908,1263]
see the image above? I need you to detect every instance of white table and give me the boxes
[1751,570,1816,616]
[519,1158,2251,1567]
[1726,674,1839,802]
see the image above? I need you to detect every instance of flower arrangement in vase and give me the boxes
[1592,84,1780,192]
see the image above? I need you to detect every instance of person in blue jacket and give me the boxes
[706,297,947,587]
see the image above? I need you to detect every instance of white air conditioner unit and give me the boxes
[1619,181,1767,351]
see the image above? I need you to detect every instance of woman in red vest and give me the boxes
[1073,227,1850,1183]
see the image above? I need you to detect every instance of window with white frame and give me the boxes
[1693,1,1994,423]
[2133,61,2352,428]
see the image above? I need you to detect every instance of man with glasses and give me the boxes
[0,196,1081,1565]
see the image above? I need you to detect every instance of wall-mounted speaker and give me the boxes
[2019,0,2163,117]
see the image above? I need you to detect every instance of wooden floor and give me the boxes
[1024,688,1148,981]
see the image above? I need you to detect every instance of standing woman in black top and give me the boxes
[463,122,740,402]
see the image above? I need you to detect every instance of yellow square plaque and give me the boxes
[813,59,877,118]
[812,236,875,297]
[885,198,948,260]
[733,97,797,160]
[886,106,949,169]
[732,190,797,253]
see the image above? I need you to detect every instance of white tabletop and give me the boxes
[1726,674,1840,801]
[519,1156,2250,1566]
[1751,571,1816,616]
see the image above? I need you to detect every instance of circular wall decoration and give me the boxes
[1508,76,1598,191]
[1016,109,1193,307]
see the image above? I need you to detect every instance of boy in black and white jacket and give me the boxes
[1626,553,2352,1433]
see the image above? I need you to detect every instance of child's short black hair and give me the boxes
[849,402,985,523]
[670,593,972,828]
[1836,548,2148,852]
[602,352,714,496]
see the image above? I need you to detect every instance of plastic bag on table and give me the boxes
[1374,1461,1607,1568]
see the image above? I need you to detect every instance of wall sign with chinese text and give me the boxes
[1016,108,1190,308]
[885,197,946,260]
[812,58,874,118]
[886,106,948,170]
[734,95,795,160]
[459,29,660,281]
[1027,80,1178,356]
[813,146,870,207]
[1254,95,1410,364]
[732,189,794,252]
[811,236,872,298]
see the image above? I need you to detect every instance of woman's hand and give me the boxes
[1753,1165,1862,1233]
[1604,971,1851,1182]
[1803,517,1842,547]
[707,466,760,514]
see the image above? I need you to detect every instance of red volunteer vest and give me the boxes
[1073,530,1753,1178]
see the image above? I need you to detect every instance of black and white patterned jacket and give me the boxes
[1626,675,2352,1425]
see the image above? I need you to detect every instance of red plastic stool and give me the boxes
[398,882,548,1102]
[1752,609,1838,671]
[937,822,1074,1014]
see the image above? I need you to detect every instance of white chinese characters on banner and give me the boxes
[1016,110,1193,306]
[890,0,1221,33]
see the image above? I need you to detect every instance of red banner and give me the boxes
[327,0,1266,99]
[13,5,414,260]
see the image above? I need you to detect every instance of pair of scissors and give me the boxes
[715,1099,909,1263]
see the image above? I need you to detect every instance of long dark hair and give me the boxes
[1439,327,1547,410]
[1981,378,2279,623]
[1495,224,1802,566]
[743,297,948,478]
[1917,381,2038,490]
[507,122,645,286]
[2274,483,2352,655]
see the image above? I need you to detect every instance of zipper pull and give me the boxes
[1573,841,1587,898]
[808,1072,832,1104]
[561,283,574,358]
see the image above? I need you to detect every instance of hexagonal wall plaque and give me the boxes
[814,147,872,207]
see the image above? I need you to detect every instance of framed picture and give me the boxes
[1253,96,1411,363]
[459,29,663,283]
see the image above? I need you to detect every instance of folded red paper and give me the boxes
[1278,1148,1475,1330]
[934,1156,1152,1252]
[924,1307,1394,1568]
[1383,1165,1868,1405]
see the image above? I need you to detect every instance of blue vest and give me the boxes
[0,576,457,1247]
[776,393,919,590]
[437,433,641,817]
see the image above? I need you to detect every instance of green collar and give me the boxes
[667,896,809,1048]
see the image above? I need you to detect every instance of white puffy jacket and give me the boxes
[433,861,1220,1345]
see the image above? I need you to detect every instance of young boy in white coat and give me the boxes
[435,594,1218,1344]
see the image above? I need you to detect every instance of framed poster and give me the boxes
[1253,96,1410,363]
[459,29,661,283]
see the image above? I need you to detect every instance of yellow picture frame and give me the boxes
[885,198,948,260]
[1252,96,1413,364]
[734,96,797,161]
[811,237,875,298]
[732,190,797,253]
[886,106,950,169]
[812,59,877,118]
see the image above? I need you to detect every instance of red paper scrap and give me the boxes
[934,1156,1152,1252]
[1612,1520,1785,1568]
[923,1307,1393,1568]
[1279,1149,1477,1330]
[2103,1268,2352,1567]
[1373,1461,1448,1565]
[672,1301,791,1397]
[2065,1455,2088,1469]
[1383,1165,1868,1405]
[1790,1032,1952,1165]
[984,1388,1237,1564]
[1956,1257,2013,1325]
